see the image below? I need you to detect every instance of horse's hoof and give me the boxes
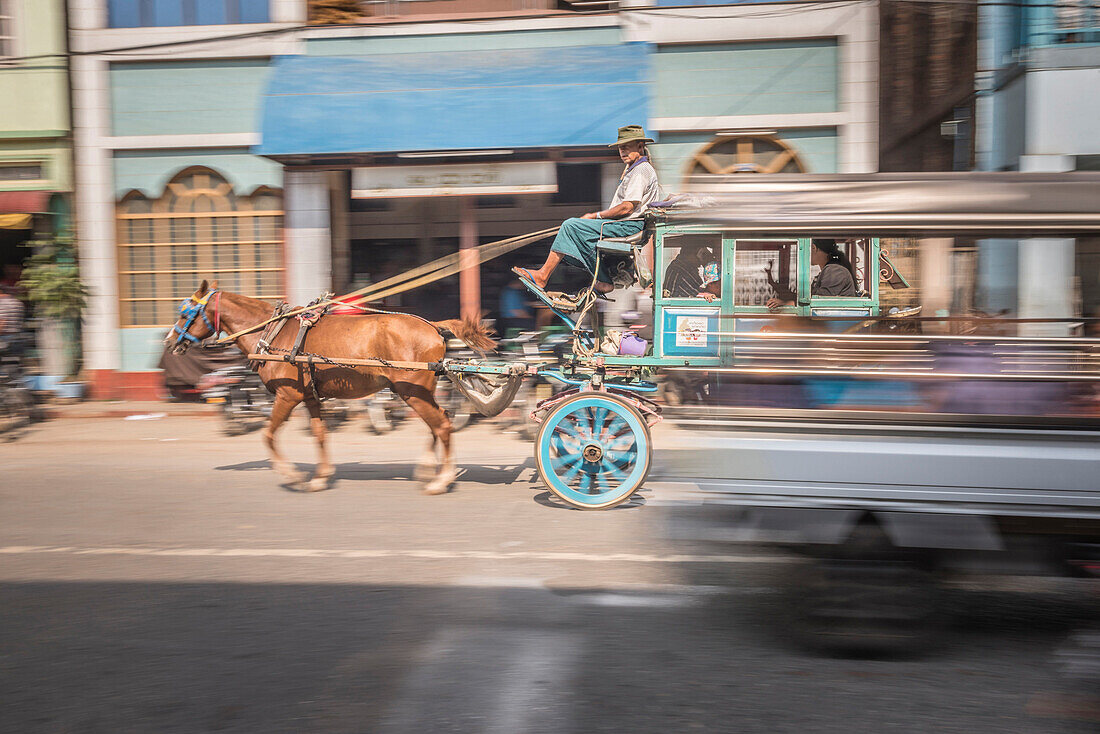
[307,476,331,492]
[422,480,453,496]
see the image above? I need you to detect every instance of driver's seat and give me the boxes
[595,227,653,289]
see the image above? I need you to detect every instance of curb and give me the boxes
[41,403,219,420]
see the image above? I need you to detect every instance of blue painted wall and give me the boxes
[652,128,838,187]
[110,59,271,136]
[653,39,839,117]
[120,327,169,372]
[258,45,650,156]
[114,148,283,198]
[305,27,622,56]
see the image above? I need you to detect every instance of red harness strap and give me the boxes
[213,290,222,335]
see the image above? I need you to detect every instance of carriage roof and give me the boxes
[652,172,1100,238]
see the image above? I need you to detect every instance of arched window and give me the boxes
[116,167,284,327]
[683,134,807,182]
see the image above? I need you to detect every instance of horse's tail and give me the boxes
[431,317,497,353]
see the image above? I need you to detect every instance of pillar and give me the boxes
[71,51,122,397]
[283,170,333,306]
[1019,155,1075,336]
[459,197,480,320]
[919,238,953,332]
[328,171,351,296]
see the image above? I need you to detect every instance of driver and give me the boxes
[513,125,662,295]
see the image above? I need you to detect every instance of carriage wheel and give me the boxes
[535,392,652,510]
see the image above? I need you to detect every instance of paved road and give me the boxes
[1,412,1097,733]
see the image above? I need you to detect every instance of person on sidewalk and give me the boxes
[514,124,663,296]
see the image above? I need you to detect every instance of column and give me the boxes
[283,169,333,306]
[919,238,953,332]
[1019,155,1075,336]
[328,171,351,296]
[71,52,122,397]
[459,197,480,320]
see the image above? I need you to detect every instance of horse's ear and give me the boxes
[196,279,209,297]
[210,279,219,291]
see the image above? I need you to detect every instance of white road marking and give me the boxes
[0,545,794,564]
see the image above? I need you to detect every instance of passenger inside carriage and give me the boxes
[662,243,719,300]
[766,238,857,309]
[513,124,663,295]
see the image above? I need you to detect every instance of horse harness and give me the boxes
[172,289,221,346]
[251,295,336,404]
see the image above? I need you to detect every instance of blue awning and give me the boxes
[255,44,650,157]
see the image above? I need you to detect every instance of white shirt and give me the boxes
[610,159,662,220]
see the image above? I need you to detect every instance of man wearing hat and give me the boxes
[514,124,662,296]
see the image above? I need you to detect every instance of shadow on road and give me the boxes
[1,580,1096,734]
[215,458,540,487]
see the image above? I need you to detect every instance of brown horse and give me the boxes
[167,280,495,493]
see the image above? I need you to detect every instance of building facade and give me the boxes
[976,0,1100,328]
[0,0,72,283]
[69,0,879,397]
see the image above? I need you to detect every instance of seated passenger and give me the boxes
[514,125,662,295]
[766,239,856,309]
[663,244,715,299]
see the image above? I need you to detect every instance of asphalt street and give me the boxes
[1,410,1097,733]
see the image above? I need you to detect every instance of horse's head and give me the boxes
[166,279,221,354]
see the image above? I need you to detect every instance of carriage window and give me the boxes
[735,240,798,307]
[660,233,722,301]
[116,167,284,327]
[810,239,872,299]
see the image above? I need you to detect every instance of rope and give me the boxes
[214,226,559,345]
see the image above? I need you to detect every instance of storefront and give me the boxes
[256,43,649,321]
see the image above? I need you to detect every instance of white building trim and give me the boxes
[651,112,848,133]
[296,12,619,40]
[103,133,261,150]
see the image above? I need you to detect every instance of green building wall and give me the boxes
[0,0,72,193]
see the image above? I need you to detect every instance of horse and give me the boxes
[166,280,496,494]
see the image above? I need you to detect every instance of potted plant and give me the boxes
[19,237,88,398]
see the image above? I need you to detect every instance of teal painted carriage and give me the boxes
[504,207,912,509]
[450,173,1100,510]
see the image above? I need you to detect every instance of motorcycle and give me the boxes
[197,365,272,436]
[0,337,34,438]
[495,330,571,439]
[363,389,408,434]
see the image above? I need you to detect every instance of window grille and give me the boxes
[0,0,17,62]
[116,167,284,327]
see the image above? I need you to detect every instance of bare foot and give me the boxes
[513,267,548,289]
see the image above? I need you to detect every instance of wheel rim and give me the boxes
[536,396,649,507]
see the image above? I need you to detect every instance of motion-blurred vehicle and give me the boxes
[362,389,408,434]
[0,336,34,437]
[197,365,271,435]
[652,174,1100,654]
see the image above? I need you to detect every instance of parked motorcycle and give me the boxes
[0,337,34,438]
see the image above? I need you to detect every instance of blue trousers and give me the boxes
[550,217,644,284]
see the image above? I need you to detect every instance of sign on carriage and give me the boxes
[675,315,709,347]
[352,162,557,198]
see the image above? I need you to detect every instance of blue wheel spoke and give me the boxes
[604,435,638,453]
[598,460,628,481]
[591,406,608,437]
[551,453,582,472]
[604,416,628,439]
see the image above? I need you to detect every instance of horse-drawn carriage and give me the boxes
[169,174,1100,508]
